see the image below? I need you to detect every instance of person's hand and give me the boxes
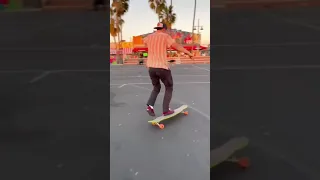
[188,53,194,59]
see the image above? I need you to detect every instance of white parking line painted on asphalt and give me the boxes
[110,81,210,86]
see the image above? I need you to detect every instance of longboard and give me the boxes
[210,136,250,168]
[148,105,188,129]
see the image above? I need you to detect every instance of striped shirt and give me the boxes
[143,32,175,70]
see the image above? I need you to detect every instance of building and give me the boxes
[131,29,207,55]
[133,29,201,46]
[109,29,208,57]
[110,41,133,55]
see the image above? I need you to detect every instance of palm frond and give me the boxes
[158,4,176,29]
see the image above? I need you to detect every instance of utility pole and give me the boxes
[191,0,196,57]
[193,18,203,56]
[197,19,200,55]
[197,19,200,36]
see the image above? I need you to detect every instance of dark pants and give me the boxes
[147,68,173,112]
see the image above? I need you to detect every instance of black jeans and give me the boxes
[147,68,173,112]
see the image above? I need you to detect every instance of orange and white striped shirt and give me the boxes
[143,32,175,70]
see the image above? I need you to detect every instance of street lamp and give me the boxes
[193,27,203,31]
[191,0,203,57]
[193,19,203,55]
[193,19,203,40]
[191,0,196,57]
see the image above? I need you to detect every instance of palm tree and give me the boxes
[148,0,166,21]
[110,9,120,63]
[112,0,129,17]
[110,7,116,45]
[112,0,129,41]
[159,4,176,57]
[118,18,125,41]
[159,5,176,29]
[110,18,119,49]
[111,0,129,63]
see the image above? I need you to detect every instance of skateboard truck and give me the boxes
[152,122,165,129]
[151,110,188,129]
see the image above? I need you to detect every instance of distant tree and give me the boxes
[148,0,166,21]
[159,4,176,29]
[111,0,130,64]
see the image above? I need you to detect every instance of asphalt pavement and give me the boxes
[0,11,110,180]
[110,64,210,180]
[211,7,320,180]
[2,6,320,180]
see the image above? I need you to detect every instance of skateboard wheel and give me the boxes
[183,111,189,115]
[151,122,156,126]
[158,124,165,129]
[238,157,250,168]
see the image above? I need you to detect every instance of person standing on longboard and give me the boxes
[143,22,193,117]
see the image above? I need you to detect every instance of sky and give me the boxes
[110,0,210,45]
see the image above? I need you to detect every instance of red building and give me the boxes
[132,29,207,53]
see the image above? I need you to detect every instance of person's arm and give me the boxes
[166,34,193,57]
[171,43,193,57]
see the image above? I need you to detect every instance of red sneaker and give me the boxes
[163,108,174,116]
[146,105,155,116]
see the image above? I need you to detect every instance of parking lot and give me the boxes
[110,64,210,180]
[0,11,111,180]
[211,7,320,180]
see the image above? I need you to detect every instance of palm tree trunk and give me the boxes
[117,24,124,64]
[113,36,117,47]
[116,45,120,64]
[117,33,121,64]
[191,0,197,63]
[115,17,122,64]
[113,36,117,64]
[115,33,120,64]
[120,25,123,41]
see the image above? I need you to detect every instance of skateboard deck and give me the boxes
[210,136,250,168]
[148,105,188,129]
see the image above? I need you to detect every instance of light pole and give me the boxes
[191,0,196,56]
[193,19,203,55]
